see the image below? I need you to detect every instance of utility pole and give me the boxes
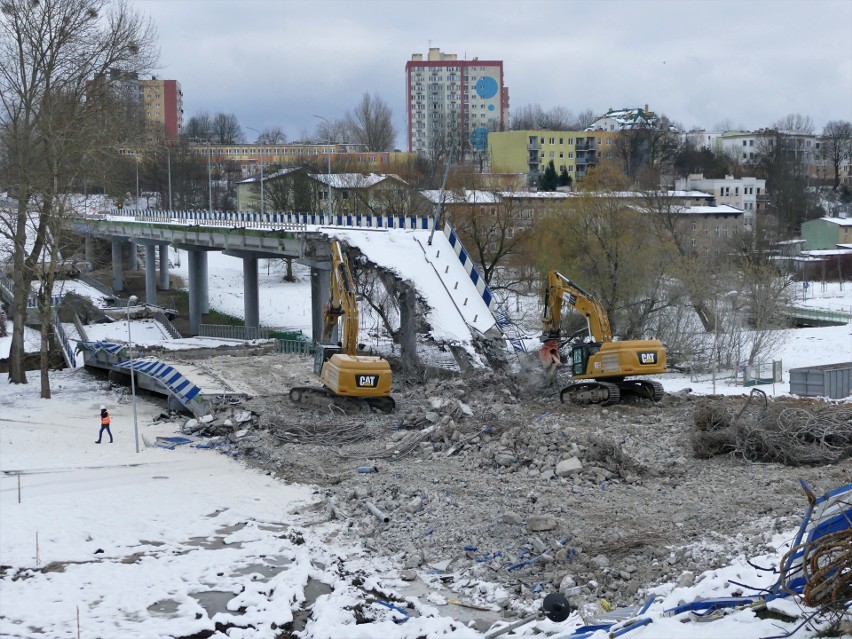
[247,127,265,215]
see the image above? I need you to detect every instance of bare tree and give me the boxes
[345,92,396,151]
[574,109,598,130]
[511,104,576,131]
[314,117,349,145]
[211,112,244,144]
[772,113,815,134]
[447,186,540,292]
[256,126,286,145]
[0,0,156,389]
[183,110,212,142]
[614,114,681,187]
[754,132,816,233]
[821,120,852,191]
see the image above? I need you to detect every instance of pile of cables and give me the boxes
[781,528,852,616]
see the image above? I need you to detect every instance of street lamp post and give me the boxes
[247,127,265,215]
[135,157,139,210]
[164,145,173,210]
[313,115,334,216]
[126,295,140,453]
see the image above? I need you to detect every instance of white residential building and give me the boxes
[405,48,508,159]
[674,173,765,231]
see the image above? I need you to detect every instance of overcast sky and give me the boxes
[132,0,852,147]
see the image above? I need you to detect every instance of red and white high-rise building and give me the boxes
[406,48,508,160]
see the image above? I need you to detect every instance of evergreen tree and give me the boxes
[539,160,558,191]
[558,167,573,188]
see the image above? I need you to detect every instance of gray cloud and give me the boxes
[134,0,852,145]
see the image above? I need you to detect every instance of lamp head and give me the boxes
[128,295,138,305]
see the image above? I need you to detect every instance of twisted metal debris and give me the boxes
[692,389,852,465]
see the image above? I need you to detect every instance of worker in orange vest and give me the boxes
[96,405,113,444]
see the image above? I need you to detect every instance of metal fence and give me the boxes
[154,310,182,339]
[274,339,314,355]
[198,323,313,354]
[77,273,116,299]
[52,310,76,368]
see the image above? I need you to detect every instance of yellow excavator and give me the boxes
[540,271,667,405]
[289,240,395,412]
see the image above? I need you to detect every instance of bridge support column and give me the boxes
[200,251,209,313]
[84,236,94,270]
[158,243,170,291]
[399,285,419,373]
[111,239,123,292]
[243,255,259,329]
[311,265,331,345]
[127,240,138,270]
[144,244,157,305]
[187,249,204,336]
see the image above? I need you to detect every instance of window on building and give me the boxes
[559,138,564,144]
[559,152,564,159]
[549,137,555,144]
[743,140,747,146]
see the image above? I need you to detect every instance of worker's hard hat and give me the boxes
[100,405,106,410]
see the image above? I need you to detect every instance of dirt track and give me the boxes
[185,351,852,611]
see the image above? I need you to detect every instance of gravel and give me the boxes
[182,352,852,612]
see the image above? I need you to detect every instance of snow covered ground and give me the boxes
[2,261,851,636]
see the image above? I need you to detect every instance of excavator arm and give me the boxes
[542,271,612,342]
[322,240,359,355]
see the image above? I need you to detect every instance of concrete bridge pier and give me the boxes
[200,252,209,314]
[111,239,124,292]
[84,236,94,270]
[158,243,170,291]
[186,248,205,336]
[144,243,157,305]
[310,264,332,345]
[243,256,259,329]
[399,284,419,372]
[128,240,139,270]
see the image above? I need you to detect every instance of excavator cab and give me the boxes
[314,343,342,375]
[571,343,600,377]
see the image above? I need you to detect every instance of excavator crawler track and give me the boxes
[560,381,621,406]
[617,379,665,402]
[289,386,395,414]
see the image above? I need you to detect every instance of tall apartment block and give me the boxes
[104,70,183,142]
[406,48,508,159]
[140,77,183,142]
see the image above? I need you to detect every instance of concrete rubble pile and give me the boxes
[180,357,852,617]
